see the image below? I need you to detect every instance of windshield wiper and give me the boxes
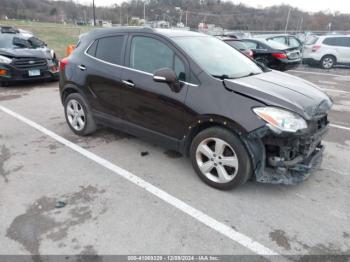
[212,74,233,80]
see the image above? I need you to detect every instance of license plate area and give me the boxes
[28,69,41,77]
[288,52,300,60]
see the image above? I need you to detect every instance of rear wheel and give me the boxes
[64,93,96,136]
[320,55,336,69]
[255,57,269,67]
[190,127,252,190]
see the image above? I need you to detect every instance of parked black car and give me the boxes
[59,27,332,190]
[242,38,302,71]
[0,26,59,87]
[218,37,254,58]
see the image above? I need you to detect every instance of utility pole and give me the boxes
[185,11,188,27]
[284,8,291,33]
[299,17,303,32]
[120,5,122,25]
[144,1,146,22]
[92,0,96,26]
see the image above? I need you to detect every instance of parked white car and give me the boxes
[303,35,350,69]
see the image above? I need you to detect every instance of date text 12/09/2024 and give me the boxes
[127,256,220,261]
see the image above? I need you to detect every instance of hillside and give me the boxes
[0,0,350,31]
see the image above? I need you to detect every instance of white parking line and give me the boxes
[289,70,348,77]
[330,124,350,132]
[0,105,279,257]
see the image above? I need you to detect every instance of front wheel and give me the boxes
[190,127,253,190]
[64,93,97,136]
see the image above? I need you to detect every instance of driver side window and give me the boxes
[130,36,186,81]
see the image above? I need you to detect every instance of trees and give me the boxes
[0,0,349,31]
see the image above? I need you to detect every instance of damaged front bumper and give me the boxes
[243,115,329,185]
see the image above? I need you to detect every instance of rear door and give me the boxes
[120,34,190,142]
[337,37,350,63]
[323,37,346,63]
[85,34,126,117]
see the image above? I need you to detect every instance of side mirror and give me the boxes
[153,68,182,93]
[153,68,177,84]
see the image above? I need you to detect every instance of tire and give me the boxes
[64,93,97,136]
[190,127,253,190]
[255,57,269,67]
[320,55,336,69]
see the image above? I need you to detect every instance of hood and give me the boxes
[224,70,333,120]
[0,47,52,59]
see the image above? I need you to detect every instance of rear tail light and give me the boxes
[66,44,76,56]
[272,53,288,59]
[311,45,321,52]
[59,57,69,71]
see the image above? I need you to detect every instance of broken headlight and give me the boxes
[253,107,307,133]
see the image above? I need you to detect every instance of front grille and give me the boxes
[12,57,47,69]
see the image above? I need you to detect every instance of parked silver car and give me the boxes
[303,35,350,69]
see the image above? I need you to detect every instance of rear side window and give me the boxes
[243,41,258,50]
[226,41,247,50]
[322,37,347,47]
[95,36,125,64]
[337,37,350,47]
[86,40,97,56]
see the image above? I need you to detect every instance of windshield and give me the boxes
[0,34,44,49]
[173,36,262,79]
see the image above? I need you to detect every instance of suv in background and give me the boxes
[0,26,59,86]
[60,27,332,190]
[303,35,350,69]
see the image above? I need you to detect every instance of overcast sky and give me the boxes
[75,0,350,13]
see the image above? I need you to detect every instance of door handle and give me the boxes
[122,80,135,88]
[78,65,86,71]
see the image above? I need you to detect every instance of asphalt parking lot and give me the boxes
[0,65,349,258]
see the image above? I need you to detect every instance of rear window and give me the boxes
[226,41,247,50]
[263,40,289,50]
[95,36,125,65]
[305,35,318,45]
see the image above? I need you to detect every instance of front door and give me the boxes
[120,34,189,141]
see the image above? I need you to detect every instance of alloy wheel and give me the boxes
[195,137,239,184]
[322,57,334,69]
[66,99,86,131]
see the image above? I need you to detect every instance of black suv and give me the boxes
[59,27,332,190]
[0,26,59,86]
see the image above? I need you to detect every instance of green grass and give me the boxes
[0,20,94,58]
